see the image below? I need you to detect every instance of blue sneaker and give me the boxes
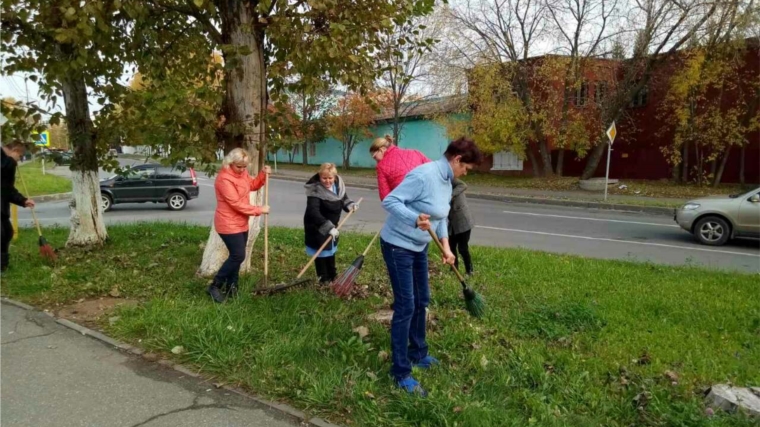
[413,355,440,369]
[396,376,427,397]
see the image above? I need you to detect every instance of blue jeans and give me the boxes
[381,239,430,381]
[215,231,248,285]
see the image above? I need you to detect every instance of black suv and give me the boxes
[100,164,200,212]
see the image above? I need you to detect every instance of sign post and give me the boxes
[604,121,617,202]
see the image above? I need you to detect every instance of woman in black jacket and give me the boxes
[303,163,358,284]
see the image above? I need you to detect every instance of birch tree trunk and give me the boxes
[63,73,107,247]
[197,1,267,278]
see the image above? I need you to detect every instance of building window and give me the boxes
[293,145,300,155]
[573,81,589,107]
[491,151,523,171]
[595,82,607,104]
[630,86,648,108]
[309,142,316,156]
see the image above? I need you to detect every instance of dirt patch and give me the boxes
[56,297,138,325]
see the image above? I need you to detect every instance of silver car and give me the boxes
[674,187,760,246]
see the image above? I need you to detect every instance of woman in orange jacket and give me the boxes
[209,148,270,303]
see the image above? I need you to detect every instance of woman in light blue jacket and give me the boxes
[380,137,483,396]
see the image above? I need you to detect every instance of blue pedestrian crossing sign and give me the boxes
[33,130,50,146]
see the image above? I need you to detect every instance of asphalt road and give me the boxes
[17,165,760,273]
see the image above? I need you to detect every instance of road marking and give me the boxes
[476,225,760,257]
[501,210,679,228]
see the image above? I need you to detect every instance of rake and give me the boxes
[332,230,380,297]
[253,198,363,295]
[259,176,270,287]
[16,167,57,262]
[427,229,485,318]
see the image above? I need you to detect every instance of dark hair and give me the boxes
[5,141,26,150]
[444,137,483,165]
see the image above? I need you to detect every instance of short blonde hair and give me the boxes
[369,134,394,153]
[318,162,337,177]
[223,148,250,167]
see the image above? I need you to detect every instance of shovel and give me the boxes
[253,198,363,295]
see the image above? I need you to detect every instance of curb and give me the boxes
[271,174,675,215]
[0,297,343,427]
[34,192,72,203]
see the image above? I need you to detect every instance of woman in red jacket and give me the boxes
[370,135,430,201]
[209,148,270,303]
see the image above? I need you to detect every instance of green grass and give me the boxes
[18,160,72,196]
[2,224,758,426]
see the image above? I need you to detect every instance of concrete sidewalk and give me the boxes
[0,301,306,427]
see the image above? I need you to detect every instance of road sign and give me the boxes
[33,130,50,146]
[604,121,617,201]
[606,121,617,145]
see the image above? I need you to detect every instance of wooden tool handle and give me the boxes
[427,228,466,282]
[296,197,363,279]
[16,167,42,237]
[264,175,269,278]
[362,230,381,257]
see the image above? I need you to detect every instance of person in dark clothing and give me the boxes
[303,163,358,284]
[1,142,36,272]
[448,178,474,275]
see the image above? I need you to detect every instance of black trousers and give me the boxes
[314,256,336,283]
[215,231,248,285]
[1,215,13,270]
[449,229,473,274]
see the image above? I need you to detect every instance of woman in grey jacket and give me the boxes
[448,178,474,275]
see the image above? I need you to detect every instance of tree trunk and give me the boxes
[537,137,553,177]
[526,144,541,177]
[671,161,681,182]
[709,158,717,180]
[198,3,266,278]
[302,142,308,165]
[63,73,107,247]
[681,141,690,183]
[739,144,745,185]
[555,149,564,176]
[713,147,730,187]
[343,135,354,170]
[580,137,605,180]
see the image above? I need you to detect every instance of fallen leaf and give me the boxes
[109,286,120,298]
[108,316,120,326]
[366,372,378,381]
[377,351,389,361]
[364,391,375,399]
[480,355,489,368]
[454,406,463,413]
[171,345,184,355]
[353,326,369,339]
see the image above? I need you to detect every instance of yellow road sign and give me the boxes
[606,121,617,145]
[32,130,51,147]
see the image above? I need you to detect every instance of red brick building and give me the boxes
[479,41,760,184]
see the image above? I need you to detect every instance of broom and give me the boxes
[427,229,484,318]
[16,167,57,262]
[253,198,363,295]
[332,230,380,297]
